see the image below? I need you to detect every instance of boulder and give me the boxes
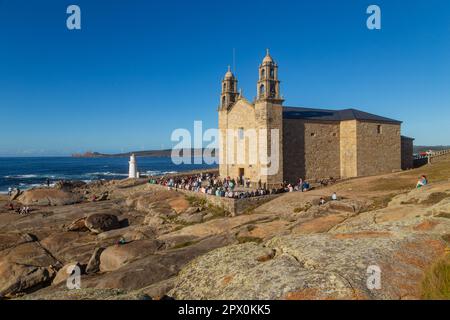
[0,263,56,298]
[0,233,36,252]
[85,213,120,234]
[86,235,232,290]
[9,189,21,201]
[66,217,88,232]
[177,212,203,225]
[18,188,83,206]
[52,262,83,286]
[54,180,87,191]
[86,247,105,274]
[99,239,163,272]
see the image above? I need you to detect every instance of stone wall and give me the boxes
[340,120,358,178]
[283,119,340,182]
[146,183,278,215]
[356,121,401,176]
[401,136,414,170]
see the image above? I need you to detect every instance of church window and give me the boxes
[223,83,226,91]
[238,127,244,140]
[260,84,265,97]
[261,69,265,79]
[377,125,382,134]
[222,96,226,106]
[270,68,274,78]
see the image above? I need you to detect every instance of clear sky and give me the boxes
[0,0,449,156]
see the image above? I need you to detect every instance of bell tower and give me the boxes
[219,66,238,110]
[256,49,283,103]
[254,49,284,187]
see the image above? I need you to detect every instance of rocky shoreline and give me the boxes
[1,159,449,300]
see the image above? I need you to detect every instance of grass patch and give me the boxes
[442,234,450,244]
[363,193,397,212]
[237,236,262,244]
[171,240,200,249]
[185,196,207,207]
[185,195,229,219]
[421,192,449,205]
[369,177,414,192]
[293,203,312,213]
[421,254,450,300]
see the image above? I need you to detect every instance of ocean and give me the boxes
[0,157,217,194]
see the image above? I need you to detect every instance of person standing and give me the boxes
[8,187,12,196]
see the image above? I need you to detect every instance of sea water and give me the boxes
[0,156,217,193]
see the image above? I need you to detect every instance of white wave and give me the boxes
[145,170,178,176]
[4,174,39,179]
[87,172,128,177]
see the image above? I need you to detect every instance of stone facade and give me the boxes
[283,120,341,181]
[401,136,414,170]
[218,51,408,184]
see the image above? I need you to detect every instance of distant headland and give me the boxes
[71,148,216,158]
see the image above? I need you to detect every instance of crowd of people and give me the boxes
[148,173,316,199]
[5,202,31,215]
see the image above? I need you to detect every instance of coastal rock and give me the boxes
[87,235,232,290]
[169,232,447,300]
[85,213,120,234]
[52,262,83,286]
[39,231,97,264]
[0,263,56,298]
[99,239,163,272]
[18,188,83,206]
[0,233,36,252]
[66,218,89,232]
[9,189,21,201]
[86,248,105,274]
[177,212,203,225]
[54,181,87,191]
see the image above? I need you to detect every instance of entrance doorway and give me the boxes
[239,168,244,186]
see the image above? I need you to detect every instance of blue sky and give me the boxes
[0,0,449,156]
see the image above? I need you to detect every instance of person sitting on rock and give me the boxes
[117,237,126,245]
[331,192,338,201]
[416,175,428,189]
[319,197,326,205]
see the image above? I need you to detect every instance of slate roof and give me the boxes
[283,106,402,124]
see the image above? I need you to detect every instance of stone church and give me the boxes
[218,50,413,187]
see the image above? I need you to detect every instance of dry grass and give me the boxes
[363,193,397,212]
[421,254,450,300]
[421,192,449,205]
[368,177,414,192]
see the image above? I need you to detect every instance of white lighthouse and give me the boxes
[128,154,138,179]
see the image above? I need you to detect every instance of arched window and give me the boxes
[223,83,226,92]
[270,68,274,78]
[261,69,265,79]
[222,96,226,107]
[259,84,265,97]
